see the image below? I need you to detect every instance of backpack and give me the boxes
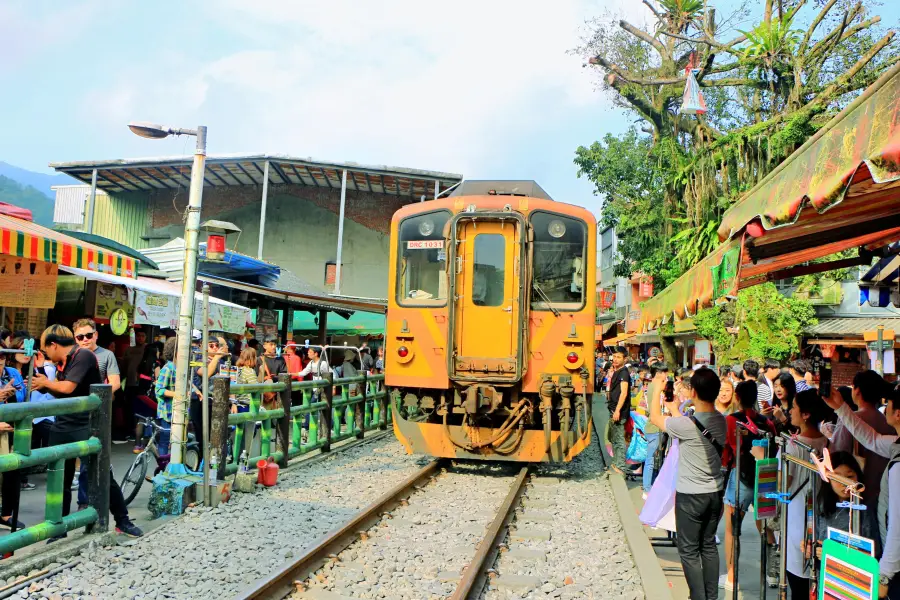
[730,412,770,487]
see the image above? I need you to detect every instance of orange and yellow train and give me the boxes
[386,181,596,462]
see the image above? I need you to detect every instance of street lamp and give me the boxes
[128,121,207,468]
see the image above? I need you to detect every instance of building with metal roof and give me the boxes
[50,154,463,299]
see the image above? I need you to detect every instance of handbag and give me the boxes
[261,360,279,411]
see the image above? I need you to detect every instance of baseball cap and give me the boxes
[191,329,202,341]
[263,335,278,344]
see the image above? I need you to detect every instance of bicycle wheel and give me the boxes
[184,446,201,472]
[120,453,149,506]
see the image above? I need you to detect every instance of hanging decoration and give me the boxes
[680,52,707,115]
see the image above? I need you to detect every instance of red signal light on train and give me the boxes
[397,346,409,358]
[566,352,579,364]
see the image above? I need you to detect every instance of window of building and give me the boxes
[472,234,505,307]
[530,212,587,311]
[396,211,450,306]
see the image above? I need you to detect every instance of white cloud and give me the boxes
[75,0,650,195]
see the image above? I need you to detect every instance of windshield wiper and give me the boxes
[533,283,561,317]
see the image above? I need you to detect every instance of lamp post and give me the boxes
[129,121,207,467]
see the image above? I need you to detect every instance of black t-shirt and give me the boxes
[52,346,101,432]
[191,360,221,404]
[607,366,632,414]
[361,353,375,372]
[259,355,287,382]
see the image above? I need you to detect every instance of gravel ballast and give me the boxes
[21,439,427,600]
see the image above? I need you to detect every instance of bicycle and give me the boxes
[120,416,201,506]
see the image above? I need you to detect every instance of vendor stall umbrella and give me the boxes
[128,120,207,468]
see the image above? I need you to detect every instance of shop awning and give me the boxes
[60,266,251,334]
[859,245,900,307]
[0,214,137,278]
[639,62,900,332]
[804,317,900,338]
[292,310,385,335]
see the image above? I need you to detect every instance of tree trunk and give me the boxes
[660,335,678,368]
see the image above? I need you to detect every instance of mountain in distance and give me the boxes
[0,162,74,198]
[0,175,56,226]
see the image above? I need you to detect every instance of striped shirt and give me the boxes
[155,360,177,422]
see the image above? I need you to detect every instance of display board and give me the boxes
[0,257,58,308]
[827,527,875,557]
[87,281,132,323]
[754,458,779,520]
[818,539,878,600]
[133,289,249,335]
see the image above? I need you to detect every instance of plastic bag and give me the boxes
[640,439,680,529]
[626,411,649,463]
[680,68,707,115]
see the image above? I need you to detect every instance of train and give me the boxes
[385,181,596,462]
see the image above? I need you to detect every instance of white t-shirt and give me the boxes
[786,434,829,577]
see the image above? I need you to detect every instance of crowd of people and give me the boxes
[597,346,900,600]
[0,321,384,548]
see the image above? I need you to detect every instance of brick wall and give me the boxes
[148,184,406,234]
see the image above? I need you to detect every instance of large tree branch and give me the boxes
[588,56,683,85]
[807,3,865,57]
[657,30,746,58]
[799,0,839,56]
[803,30,896,113]
[642,0,663,19]
[619,19,668,57]
[810,15,881,60]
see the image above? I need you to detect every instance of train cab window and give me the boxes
[472,234,505,307]
[530,212,586,311]
[397,211,451,306]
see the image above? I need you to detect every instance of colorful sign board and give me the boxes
[818,539,878,600]
[754,458,779,520]
[91,281,131,323]
[0,257,58,309]
[133,290,249,335]
[827,527,875,557]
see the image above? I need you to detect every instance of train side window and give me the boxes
[397,211,451,307]
[472,234,505,307]
[530,212,586,311]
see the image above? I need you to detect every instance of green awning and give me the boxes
[292,310,386,335]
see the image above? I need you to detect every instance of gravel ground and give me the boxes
[481,441,646,600]
[293,463,520,600]
[16,438,426,600]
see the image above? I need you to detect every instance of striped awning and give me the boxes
[0,214,137,278]
[860,246,900,307]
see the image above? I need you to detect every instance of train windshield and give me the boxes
[397,211,451,306]
[530,213,586,311]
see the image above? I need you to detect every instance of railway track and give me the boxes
[235,462,532,600]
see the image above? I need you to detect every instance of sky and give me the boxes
[0,0,653,218]
[1,1,896,220]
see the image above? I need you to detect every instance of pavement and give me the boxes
[1,441,175,562]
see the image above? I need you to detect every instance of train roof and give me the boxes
[448,180,552,201]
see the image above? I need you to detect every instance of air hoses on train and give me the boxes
[442,399,531,453]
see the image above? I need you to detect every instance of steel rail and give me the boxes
[450,466,531,600]
[234,460,442,600]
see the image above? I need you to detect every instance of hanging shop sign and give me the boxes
[255,308,279,341]
[818,539,878,600]
[86,281,132,323]
[0,257,58,309]
[639,276,654,298]
[133,290,250,335]
[3,307,48,338]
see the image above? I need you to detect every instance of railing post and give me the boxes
[87,384,111,533]
[277,373,291,468]
[210,376,231,483]
[378,382,388,430]
[322,374,333,453]
[360,372,369,436]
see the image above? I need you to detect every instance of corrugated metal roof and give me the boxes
[49,154,463,198]
[51,185,102,225]
[803,317,900,336]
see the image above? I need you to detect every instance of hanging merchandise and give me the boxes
[680,53,707,115]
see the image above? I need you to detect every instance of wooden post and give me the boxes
[210,376,231,482]
[317,310,328,346]
[87,384,111,533]
[356,374,365,439]
[322,373,333,453]
[277,373,291,468]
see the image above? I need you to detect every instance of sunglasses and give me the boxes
[75,332,96,342]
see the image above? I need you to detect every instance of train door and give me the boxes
[452,219,521,379]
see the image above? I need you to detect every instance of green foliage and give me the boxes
[0,175,54,226]
[693,283,817,362]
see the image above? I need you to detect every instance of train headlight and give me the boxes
[566,351,579,364]
[548,219,566,238]
[418,219,435,237]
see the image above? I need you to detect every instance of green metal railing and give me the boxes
[0,385,112,555]
[209,373,390,478]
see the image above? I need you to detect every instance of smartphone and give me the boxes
[819,360,832,398]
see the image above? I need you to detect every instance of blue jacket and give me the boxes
[0,367,26,403]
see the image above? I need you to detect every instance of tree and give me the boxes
[693,283,817,363]
[576,0,898,286]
